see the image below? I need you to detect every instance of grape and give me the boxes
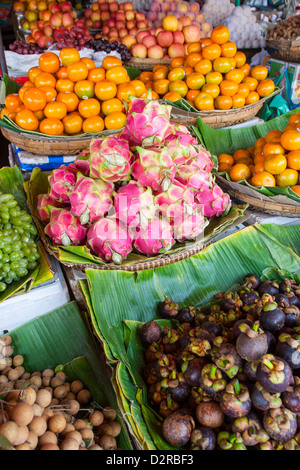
[6,40,45,55]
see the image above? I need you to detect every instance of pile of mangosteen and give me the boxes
[140,274,300,450]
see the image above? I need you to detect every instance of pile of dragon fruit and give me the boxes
[36,97,231,265]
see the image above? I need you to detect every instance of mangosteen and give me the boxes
[259,301,285,333]
[159,396,180,418]
[217,431,247,450]
[231,411,270,447]
[200,363,227,399]
[275,332,300,369]
[162,326,180,354]
[258,280,279,297]
[187,331,212,358]
[239,289,260,308]
[140,321,163,345]
[201,321,222,337]
[190,427,216,450]
[279,278,297,295]
[154,354,176,381]
[177,306,197,324]
[143,362,158,385]
[263,407,297,442]
[283,433,300,451]
[282,377,300,413]
[283,305,300,328]
[275,292,291,308]
[212,343,243,379]
[243,273,260,290]
[183,357,207,387]
[144,342,164,364]
[169,381,191,404]
[162,410,195,447]
[235,321,268,362]
[148,382,168,406]
[157,298,179,319]
[219,378,252,418]
[196,400,225,429]
[220,292,243,312]
[251,381,282,412]
[287,293,300,308]
[265,330,276,353]
[244,360,258,382]
[232,319,253,339]
[256,354,293,394]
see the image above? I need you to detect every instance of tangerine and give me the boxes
[130,79,146,97]
[94,80,117,101]
[67,61,89,82]
[78,98,101,119]
[287,150,300,170]
[264,154,287,175]
[104,111,126,130]
[56,92,79,112]
[256,79,275,98]
[193,92,214,111]
[202,43,222,61]
[214,95,233,110]
[35,72,56,88]
[210,25,230,45]
[15,109,39,131]
[102,56,123,70]
[82,116,105,134]
[185,73,205,90]
[195,59,213,75]
[62,114,83,135]
[80,58,96,71]
[220,41,237,58]
[5,94,23,112]
[116,82,136,103]
[39,117,64,135]
[38,86,57,103]
[251,65,268,81]
[44,101,67,120]
[276,169,299,187]
[245,91,260,105]
[169,80,188,97]
[163,91,183,102]
[23,87,46,112]
[281,130,300,151]
[74,80,95,99]
[88,67,106,83]
[56,79,74,93]
[220,80,239,97]
[106,66,130,85]
[252,171,276,187]
[39,51,60,74]
[229,163,251,181]
[101,98,123,116]
[59,48,80,67]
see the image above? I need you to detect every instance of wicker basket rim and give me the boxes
[1,126,120,143]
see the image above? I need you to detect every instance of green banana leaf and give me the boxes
[24,166,248,269]
[8,300,133,450]
[80,222,300,449]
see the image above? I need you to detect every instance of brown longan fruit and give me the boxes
[6,390,20,402]
[35,389,52,408]
[73,419,87,431]
[10,402,34,427]
[60,437,80,451]
[70,380,84,394]
[20,387,37,406]
[30,376,42,389]
[28,416,47,437]
[42,408,54,422]
[40,443,60,450]
[38,431,58,447]
[7,368,21,381]
[12,355,24,367]
[50,376,65,388]
[98,435,117,450]
[21,372,31,380]
[48,414,67,434]
[76,389,91,405]
[64,430,82,446]
[56,371,66,381]
[32,404,44,417]
[13,425,29,446]
[42,369,55,378]
[60,423,75,437]
[0,335,12,346]
[80,427,94,444]
[102,407,117,421]
[1,345,14,357]
[53,384,68,400]
[89,410,104,427]
[108,421,121,437]
[26,431,38,450]
[0,421,19,444]
[88,444,103,450]
[64,399,80,416]
[15,443,32,450]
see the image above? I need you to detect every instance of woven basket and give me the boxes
[266,39,300,64]
[124,57,172,71]
[1,127,122,156]
[216,174,300,218]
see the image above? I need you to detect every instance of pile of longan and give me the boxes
[0,334,121,450]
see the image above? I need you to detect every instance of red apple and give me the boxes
[155,27,164,36]
[37,20,44,30]
[168,43,185,57]
[173,30,184,44]
[115,20,125,29]
[43,24,53,36]
[75,19,85,29]
[137,21,147,30]
[122,34,136,49]
[60,1,72,12]
[91,11,100,21]
[123,2,134,11]
[118,28,128,38]
[142,34,157,48]
[136,30,149,43]
[101,11,110,21]
[157,30,173,47]
[128,27,137,36]
[107,18,116,27]
[126,20,135,30]
[93,20,101,29]
[182,24,201,43]
[101,25,109,34]
[50,13,62,28]
[84,8,92,18]
[131,43,147,58]
[147,44,164,59]
[125,10,135,21]
[42,10,51,21]
[109,2,118,12]
[115,11,125,21]
[135,12,145,21]
[99,2,109,11]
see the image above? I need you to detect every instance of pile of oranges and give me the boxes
[138,25,275,111]
[1,48,151,136]
[217,113,300,194]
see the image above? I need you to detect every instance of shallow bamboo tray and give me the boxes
[124,57,172,71]
[216,174,300,218]
[1,127,122,156]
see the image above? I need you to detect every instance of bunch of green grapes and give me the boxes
[0,194,39,293]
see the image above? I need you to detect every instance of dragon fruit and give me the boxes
[114,181,155,229]
[154,181,195,222]
[36,194,67,224]
[132,216,175,257]
[176,165,212,192]
[195,182,231,219]
[45,208,87,247]
[86,216,133,264]
[89,136,133,183]
[173,206,207,242]
[48,164,78,204]
[122,98,174,148]
[74,149,90,176]
[132,147,177,193]
[69,173,113,225]
[164,125,199,166]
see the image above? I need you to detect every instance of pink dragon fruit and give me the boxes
[69,173,113,225]
[176,165,213,192]
[164,124,199,165]
[114,181,155,229]
[132,147,177,192]
[122,98,174,148]
[185,145,215,174]
[36,194,67,224]
[86,216,133,264]
[45,208,87,247]
[132,216,175,257]
[173,206,207,242]
[89,136,133,183]
[74,149,90,176]
[154,181,195,222]
[48,164,78,204]
[195,182,231,219]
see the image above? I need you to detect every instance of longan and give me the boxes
[28,416,47,437]
[0,421,19,445]
[12,355,24,367]
[40,443,60,450]
[38,431,58,447]
[89,410,104,427]
[70,380,84,394]
[60,437,80,451]
[35,389,52,408]
[48,414,67,434]
[98,435,117,450]
[26,431,39,450]
[64,399,80,416]
[10,402,34,427]
[102,407,117,421]
[76,389,91,405]
[13,425,29,446]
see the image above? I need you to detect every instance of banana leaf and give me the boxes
[8,300,133,450]
[80,222,300,449]
[24,166,248,269]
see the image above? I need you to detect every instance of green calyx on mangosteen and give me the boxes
[157,298,179,319]
[235,321,268,362]
[212,343,243,379]
[256,354,293,394]
[200,363,227,399]
[258,280,279,297]
[217,431,247,450]
[243,273,260,290]
[231,411,270,447]
[190,427,216,450]
[219,378,252,418]
[259,301,285,333]
[282,377,300,413]
[275,332,300,369]
[250,381,282,412]
[262,407,297,442]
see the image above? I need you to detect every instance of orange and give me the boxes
[74,80,95,99]
[220,41,237,58]
[255,137,266,148]
[0,107,16,120]
[94,80,117,101]
[232,93,245,108]
[243,76,258,91]
[35,72,56,88]
[56,66,68,80]
[170,57,185,69]
[38,86,57,103]
[162,14,178,32]
[80,58,96,71]
[130,79,146,97]
[34,110,45,121]
[104,111,126,130]
[202,43,222,61]
[254,152,265,165]
[101,98,123,116]
[234,51,247,68]
[23,81,35,89]
[153,64,169,73]
[193,92,214,111]
[163,91,182,102]
[5,94,23,112]
[289,113,300,126]
[291,185,300,196]
[185,73,205,90]
[116,82,136,103]
[23,87,46,112]
[284,124,298,132]
[213,57,232,74]
[256,79,275,98]
[44,101,67,120]
[168,80,188,98]
[281,130,300,151]
[287,150,300,170]
[39,117,64,135]
[28,66,42,84]
[252,171,276,187]
[78,98,101,119]
[218,153,234,166]
[153,67,169,81]
[239,63,251,78]
[39,51,60,74]
[200,38,213,48]
[205,71,223,85]
[88,67,106,83]
[238,83,250,98]
[276,169,299,187]
[168,67,185,82]
[67,61,89,82]
[187,42,202,54]
[62,114,83,135]
[55,78,75,94]
[15,109,39,131]
[185,52,203,68]
[220,80,239,97]
[153,79,170,96]
[214,95,233,110]
[251,65,268,81]
[195,59,213,75]
[56,92,79,112]
[210,25,230,45]
[218,162,232,172]
[202,83,220,99]
[264,129,282,144]
[233,149,251,162]
[264,154,287,175]
[229,163,251,181]
[59,48,80,67]
[254,161,265,174]
[263,142,285,157]
[102,56,123,71]
[106,66,129,85]
[245,91,260,105]
[228,57,237,70]
[82,116,105,134]
[225,69,245,84]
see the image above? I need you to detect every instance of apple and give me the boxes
[128,27,137,36]
[149,3,160,12]
[101,11,110,21]
[43,24,53,36]
[147,44,164,59]
[99,2,109,11]
[121,34,136,49]
[115,20,125,29]
[41,10,51,21]
[50,13,62,28]
[202,22,212,33]
[168,43,185,58]
[84,8,92,18]
[109,1,118,12]
[136,30,149,43]
[137,21,147,30]
[126,20,135,30]
[123,2,134,11]
[60,1,72,12]
[37,35,47,48]
[155,27,164,36]
[125,10,135,21]
[91,11,100,21]
[37,20,44,30]
[91,2,99,10]
[182,24,201,43]
[107,18,116,27]
[161,2,171,13]
[108,27,118,37]
[195,13,204,22]
[180,16,192,27]
[93,20,101,29]
[173,30,184,44]
[115,11,125,21]
[135,12,145,22]
[157,30,173,47]
[131,43,147,58]
[118,28,128,38]
[101,25,109,34]
[147,12,157,22]
[75,19,85,28]
[142,34,157,48]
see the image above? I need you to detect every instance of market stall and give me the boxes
[0,0,300,454]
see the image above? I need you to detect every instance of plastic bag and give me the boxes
[259,94,290,121]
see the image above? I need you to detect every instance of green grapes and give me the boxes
[0,194,40,293]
